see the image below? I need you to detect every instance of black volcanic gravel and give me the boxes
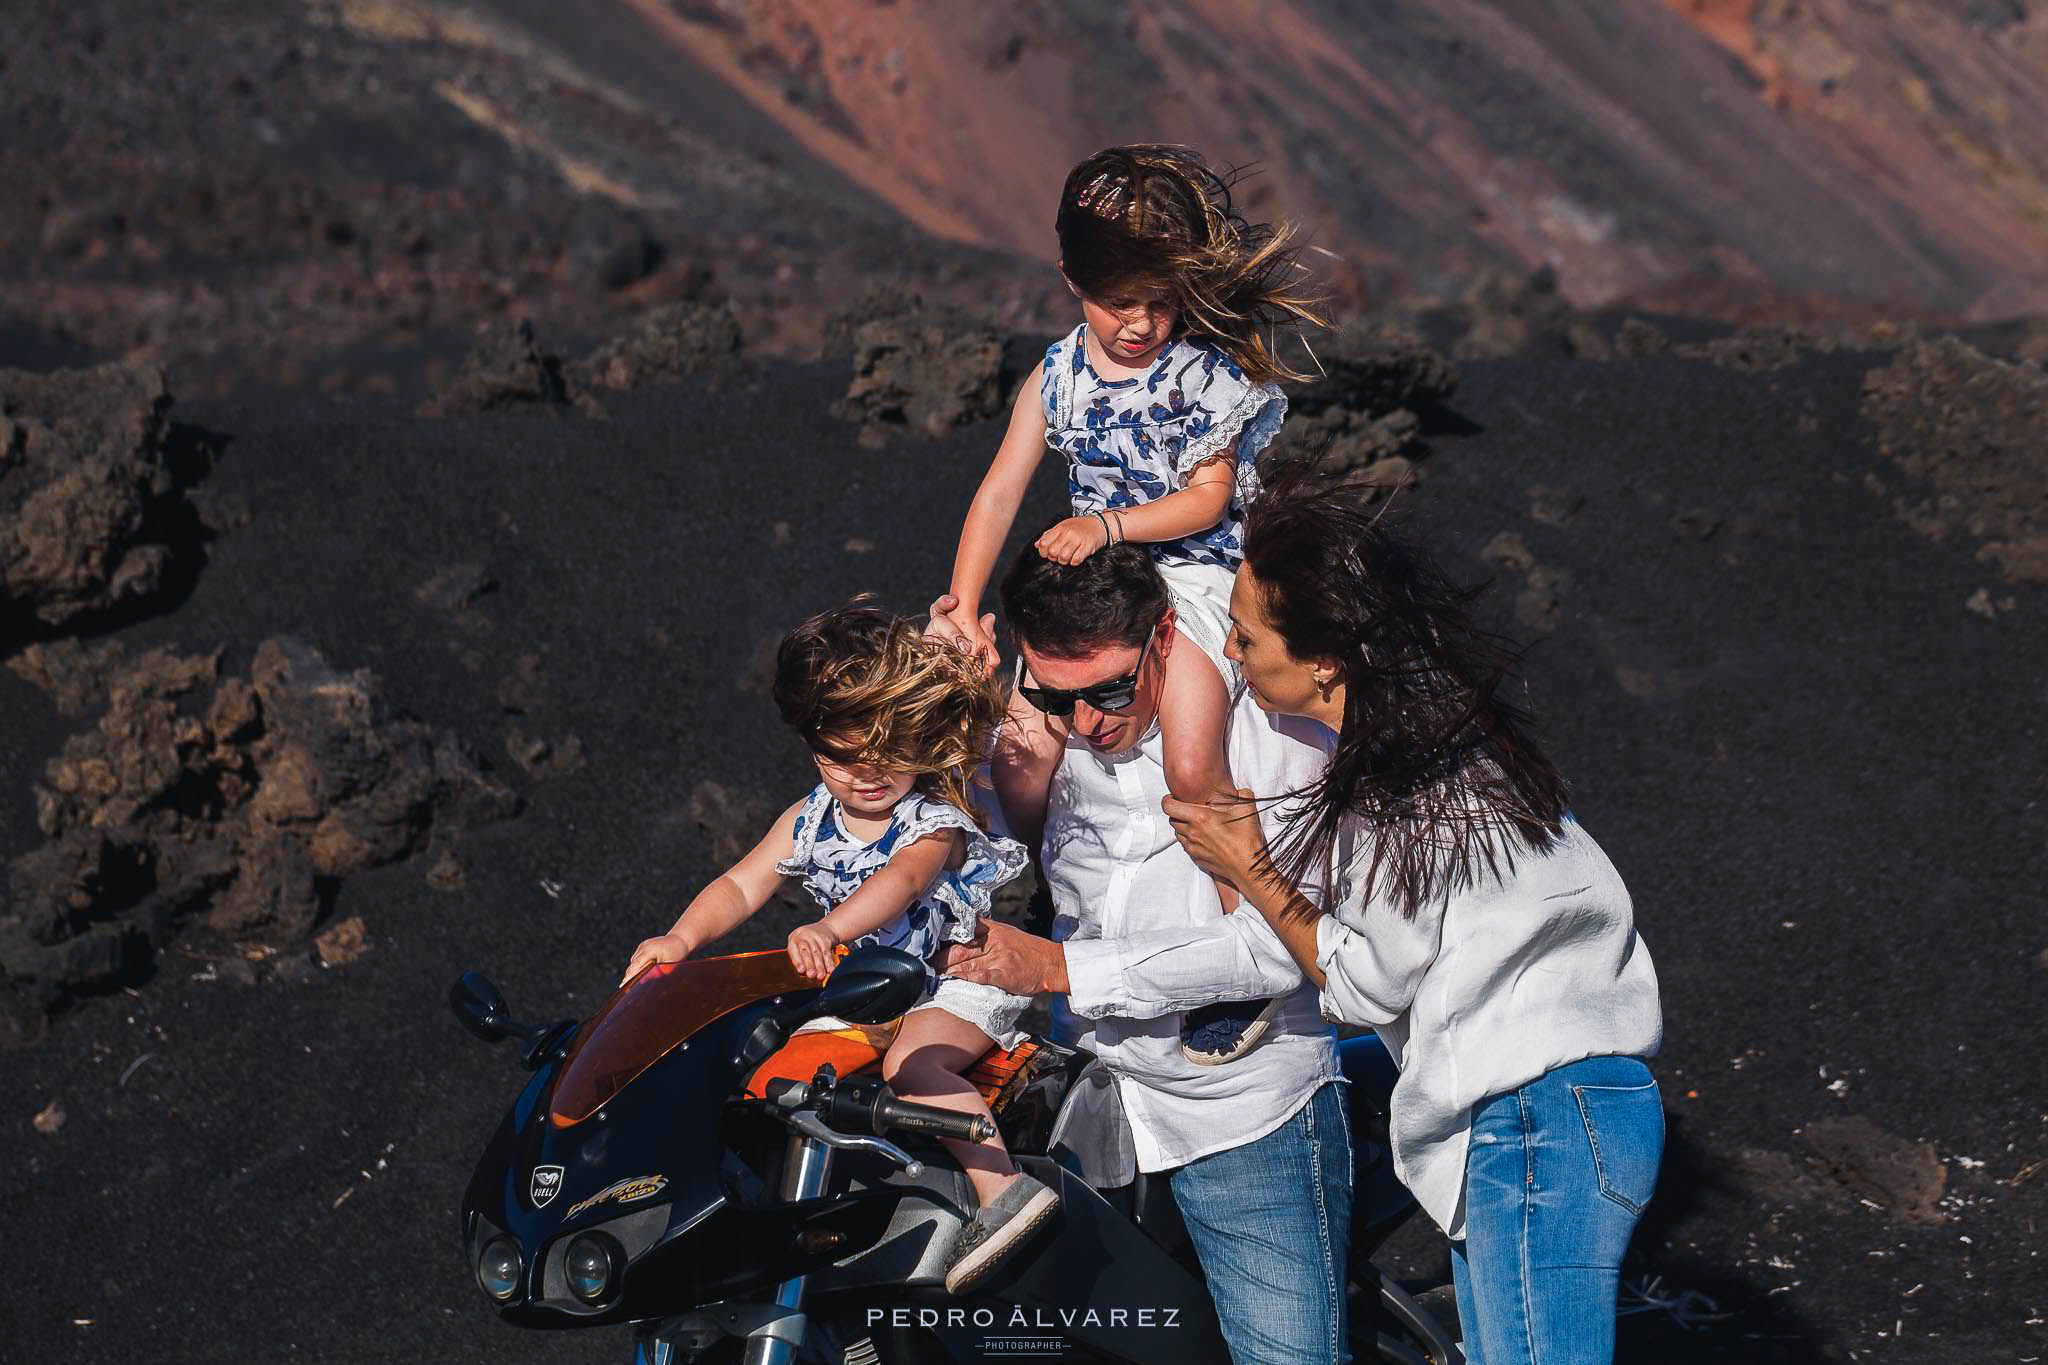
[0,348,2043,1363]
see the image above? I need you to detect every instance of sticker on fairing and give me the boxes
[563,1174,668,1219]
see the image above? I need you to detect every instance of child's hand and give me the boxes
[1035,514,1111,565]
[620,933,693,986]
[787,922,840,981]
[926,594,1000,673]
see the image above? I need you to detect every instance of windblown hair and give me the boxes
[772,600,1004,820]
[999,539,1169,658]
[1243,465,1571,920]
[1056,144,1329,386]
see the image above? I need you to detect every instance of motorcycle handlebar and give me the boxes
[810,1075,997,1145]
[874,1094,995,1144]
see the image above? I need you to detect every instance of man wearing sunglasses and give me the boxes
[928,542,1351,1365]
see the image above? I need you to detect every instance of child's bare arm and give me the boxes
[620,798,802,984]
[993,678,1065,850]
[821,829,962,945]
[786,829,962,979]
[1158,632,1242,911]
[947,365,1048,654]
[1111,451,1234,545]
[1036,450,1234,564]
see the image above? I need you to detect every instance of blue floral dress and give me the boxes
[1041,324,1287,571]
[776,785,1035,1048]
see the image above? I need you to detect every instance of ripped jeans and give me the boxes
[1450,1055,1664,1364]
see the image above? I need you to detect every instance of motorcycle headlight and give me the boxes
[565,1232,622,1306]
[477,1236,523,1302]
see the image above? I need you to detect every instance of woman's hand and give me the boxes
[786,922,841,981]
[1163,788,1269,895]
[620,932,693,987]
[925,593,1000,673]
[1034,514,1110,565]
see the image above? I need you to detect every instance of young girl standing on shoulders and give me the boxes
[931,144,1327,1064]
[621,604,1056,1294]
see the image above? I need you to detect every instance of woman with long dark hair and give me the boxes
[1163,468,1665,1364]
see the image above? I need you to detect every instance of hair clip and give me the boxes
[1076,172,1126,218]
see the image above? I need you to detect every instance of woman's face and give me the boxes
[1227,566,1335,721]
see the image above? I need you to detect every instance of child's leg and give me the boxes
[884,1007,1016,1209]
[1157,628,1242,912]
[992,691,1065,851]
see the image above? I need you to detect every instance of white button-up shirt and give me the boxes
[1047,609,1341,1172]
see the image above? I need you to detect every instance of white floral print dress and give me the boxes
[777,784,1035,1050]
[1040,323,1287,573]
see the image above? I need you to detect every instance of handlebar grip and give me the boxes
[875,1096,995,1144]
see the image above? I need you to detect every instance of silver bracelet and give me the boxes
[1095,510,1114,545]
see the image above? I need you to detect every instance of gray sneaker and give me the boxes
[943,1173,1061,1295]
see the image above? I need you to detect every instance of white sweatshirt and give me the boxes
[1315,812,1662,1239]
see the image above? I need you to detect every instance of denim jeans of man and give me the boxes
[1168,1080,1353,1365]
[1450,1054,1664,1364]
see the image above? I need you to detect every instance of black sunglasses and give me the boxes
[1016,632,1157,719]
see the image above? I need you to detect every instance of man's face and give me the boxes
[1017,613,1175,755]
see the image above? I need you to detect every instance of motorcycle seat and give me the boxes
[745,1024,1049,1113]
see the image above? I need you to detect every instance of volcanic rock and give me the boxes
[0,363,184,632]
[425,848,468,893]
[1296,323,1459,414]
[1264,322,1456,487]
[413,564,496,613]
[5,639,131,716]
[1481,531,1571,634]
[1803,1116,1948,1225]
[565,200,664,293]
[0,638,518,1034]
[312,914,372,968]
[505,728,588,780]
[830,293,1008,443]
[1616,318,1672,357]
[1861,337,2048,582]
[496,653,548,714]
[820,287,918,360]
[1445,267,1583,361]
[571,300,744,394]
[1677,326,1836,371]
[418,320,599,418]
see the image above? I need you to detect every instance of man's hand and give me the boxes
[1034,515,1110,566]
[939,921,1069,995]
[925,593,1000,673]
[786,922,840,981]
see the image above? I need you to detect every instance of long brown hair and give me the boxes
[772,601,1004,820]
[1057,145,1328,386]
[1243,466,1570,919]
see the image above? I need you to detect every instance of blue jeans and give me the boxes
[1451,1055,1664,1364]
[1169,1081,1353,1365]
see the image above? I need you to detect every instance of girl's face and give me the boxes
[812,745,917,817]
[1227,566,1343,726]
[1072,277,1179,367]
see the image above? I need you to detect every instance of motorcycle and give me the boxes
[453,944,1462,1364]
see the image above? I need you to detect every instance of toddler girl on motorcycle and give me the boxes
[621,602,1057,1294]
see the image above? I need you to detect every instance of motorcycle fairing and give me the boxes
[551,950,814,1127]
